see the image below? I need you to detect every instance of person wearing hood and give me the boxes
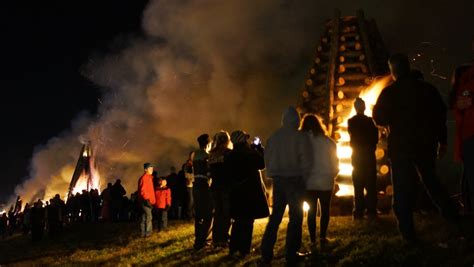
[260,106,313,264]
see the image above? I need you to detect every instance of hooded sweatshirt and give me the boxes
[264,107,313,179]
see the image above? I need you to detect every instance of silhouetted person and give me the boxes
[30,200,45,242]
[209,131,232,248]
[0,213,7,239]
[451,44,474,213]
[174,165,188,219]
[100,183,113,221]
[166,166,181,220]
[227,130,269,256]
[111,179,126,222]
[348,97,379,220]
[192,134,213,250]
[260,107,313,264]
[373,53,458,241]
[47,194,65,238]
[184,158,195,220]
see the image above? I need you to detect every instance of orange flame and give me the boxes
[335,76,392,196]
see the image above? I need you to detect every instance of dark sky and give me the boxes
[0,1,148,203]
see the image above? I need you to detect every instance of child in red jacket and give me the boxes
[154,179,172,230]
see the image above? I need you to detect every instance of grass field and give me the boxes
[1,213,473,266]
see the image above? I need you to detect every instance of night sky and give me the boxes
[0,1,148,203]
[0,0,473,204]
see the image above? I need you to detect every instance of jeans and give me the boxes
[140,203,153,237]
[261,176,305,262]
[193,180,213,249]
[352,162,377,217]
[211,187,231,245]
[390,157,458,240]
[462,136,474,212]
[306,190,332,242]
[157,209,168,230]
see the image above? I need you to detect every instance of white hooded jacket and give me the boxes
[305,133,339,191]
[264,107,313,179]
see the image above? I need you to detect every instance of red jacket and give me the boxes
[138,173,156,205]
[453,64,474,161]
[154,187,171,209]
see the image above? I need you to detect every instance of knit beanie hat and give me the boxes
[230,130,250,144]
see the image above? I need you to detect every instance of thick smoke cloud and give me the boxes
[13,0,473,203]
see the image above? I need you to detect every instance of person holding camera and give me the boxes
[227,130,269,257]
[138,162,156,238]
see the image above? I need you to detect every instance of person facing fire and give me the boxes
[260,106,313,265]
[208,131,232,248]
[111,179,126,222]
[138,162,156,237]
[373,53,459,241]
[191,134,213,250]
[227,130,269,257]
[348,97,379,220]
[450,42,474,214]
[300,114,339,246]
[154,178,171,231]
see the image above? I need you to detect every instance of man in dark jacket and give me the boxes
[111,179,126,222]
[373,53,458,241]
[348,97,379,220]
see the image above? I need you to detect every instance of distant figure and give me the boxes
[300,115,339,245]
[0,213,7,239]
[166,166,180,220]
[227,130,269,257]
[209,131,232,248]
[30,200,45,242]
[138,163,157,237]
[373,53,458,241]
[451,47,474,213]
[348,97,379,220]
[173,165,188,219]
[260,107,313,264]
[111,179,126,222]
[100,183,113,221]
[191,134,213,250]
[184,156,195,220]
[47,194,66,238]
[154,179,172,231]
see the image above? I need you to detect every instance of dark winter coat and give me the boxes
[348,113,379,166]
[373,75,447,160]
[226,143,269,220]
[209,148,232,190]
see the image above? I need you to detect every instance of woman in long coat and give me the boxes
[227,130,269,256]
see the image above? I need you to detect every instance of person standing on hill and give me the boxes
[192,134,213,250]
[260,106,313,264]
[373,53,459,241]
[300,115,339,246]
[348,97,379,220]
[138,163,156,238]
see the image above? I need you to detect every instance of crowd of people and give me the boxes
[1,50,472,265]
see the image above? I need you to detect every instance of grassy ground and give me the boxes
[1,213,473,266]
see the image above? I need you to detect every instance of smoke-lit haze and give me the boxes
[12,0,473,203]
